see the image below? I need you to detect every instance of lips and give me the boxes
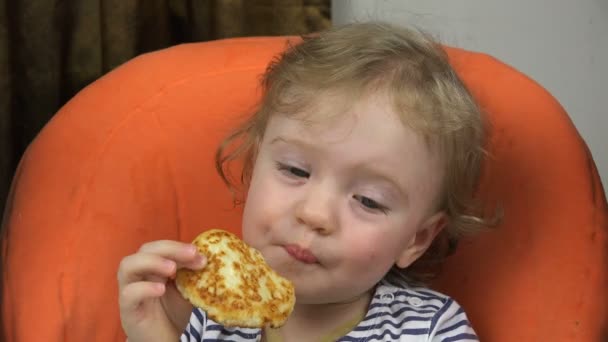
[284,244,318,264]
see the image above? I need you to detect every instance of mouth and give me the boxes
[283,244,318,264]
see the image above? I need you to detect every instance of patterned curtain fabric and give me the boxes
[0,0,331,219]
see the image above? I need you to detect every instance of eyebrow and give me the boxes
[270,136,315,148]
[270,136,409,204]
[268,136,328,156]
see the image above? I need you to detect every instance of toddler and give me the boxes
[118,21,489,342]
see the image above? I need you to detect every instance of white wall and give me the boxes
[333,0,608,192]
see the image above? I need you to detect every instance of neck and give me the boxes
[264,291,372,342]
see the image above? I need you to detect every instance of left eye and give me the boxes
[353,195,388,213]
[276,163,310,178]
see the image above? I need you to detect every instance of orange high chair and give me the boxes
[2,36,607,341]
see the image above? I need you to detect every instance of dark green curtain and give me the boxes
[0,0,330,339]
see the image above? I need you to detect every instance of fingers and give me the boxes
[118,240,202,340]
[119,281,165,312]
[138,240,199,262]
[117,240,206,288]
[118,253,176,285]
[139,240,206,269]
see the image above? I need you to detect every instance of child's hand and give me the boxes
[117,240,206,342]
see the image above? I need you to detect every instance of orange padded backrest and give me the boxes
[2,36,607,342]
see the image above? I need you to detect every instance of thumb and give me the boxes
[163,281,195,332]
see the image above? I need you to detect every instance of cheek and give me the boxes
[342,233,398,271]
[242,169,289,240]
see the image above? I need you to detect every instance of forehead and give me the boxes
[263,92,443,179]
[269,93,403,140]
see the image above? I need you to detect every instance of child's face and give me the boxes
[241,93,445,305]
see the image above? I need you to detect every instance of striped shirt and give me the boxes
[180,281,478,341]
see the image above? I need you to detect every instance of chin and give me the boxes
[293,286,364,306]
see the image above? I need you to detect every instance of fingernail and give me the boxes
[194,253,206,266]
[187,245,197,255]
[164,260,176,271]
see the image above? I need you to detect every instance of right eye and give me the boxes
[276,162,310,179]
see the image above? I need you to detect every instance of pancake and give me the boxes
[175,229,295,328]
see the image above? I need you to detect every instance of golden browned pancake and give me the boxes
[175,229,295,328]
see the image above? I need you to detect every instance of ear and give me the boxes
[395,211,448,268]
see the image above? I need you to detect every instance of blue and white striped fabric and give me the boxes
[180,281,478,341]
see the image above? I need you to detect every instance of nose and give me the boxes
[295,182,336,235]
